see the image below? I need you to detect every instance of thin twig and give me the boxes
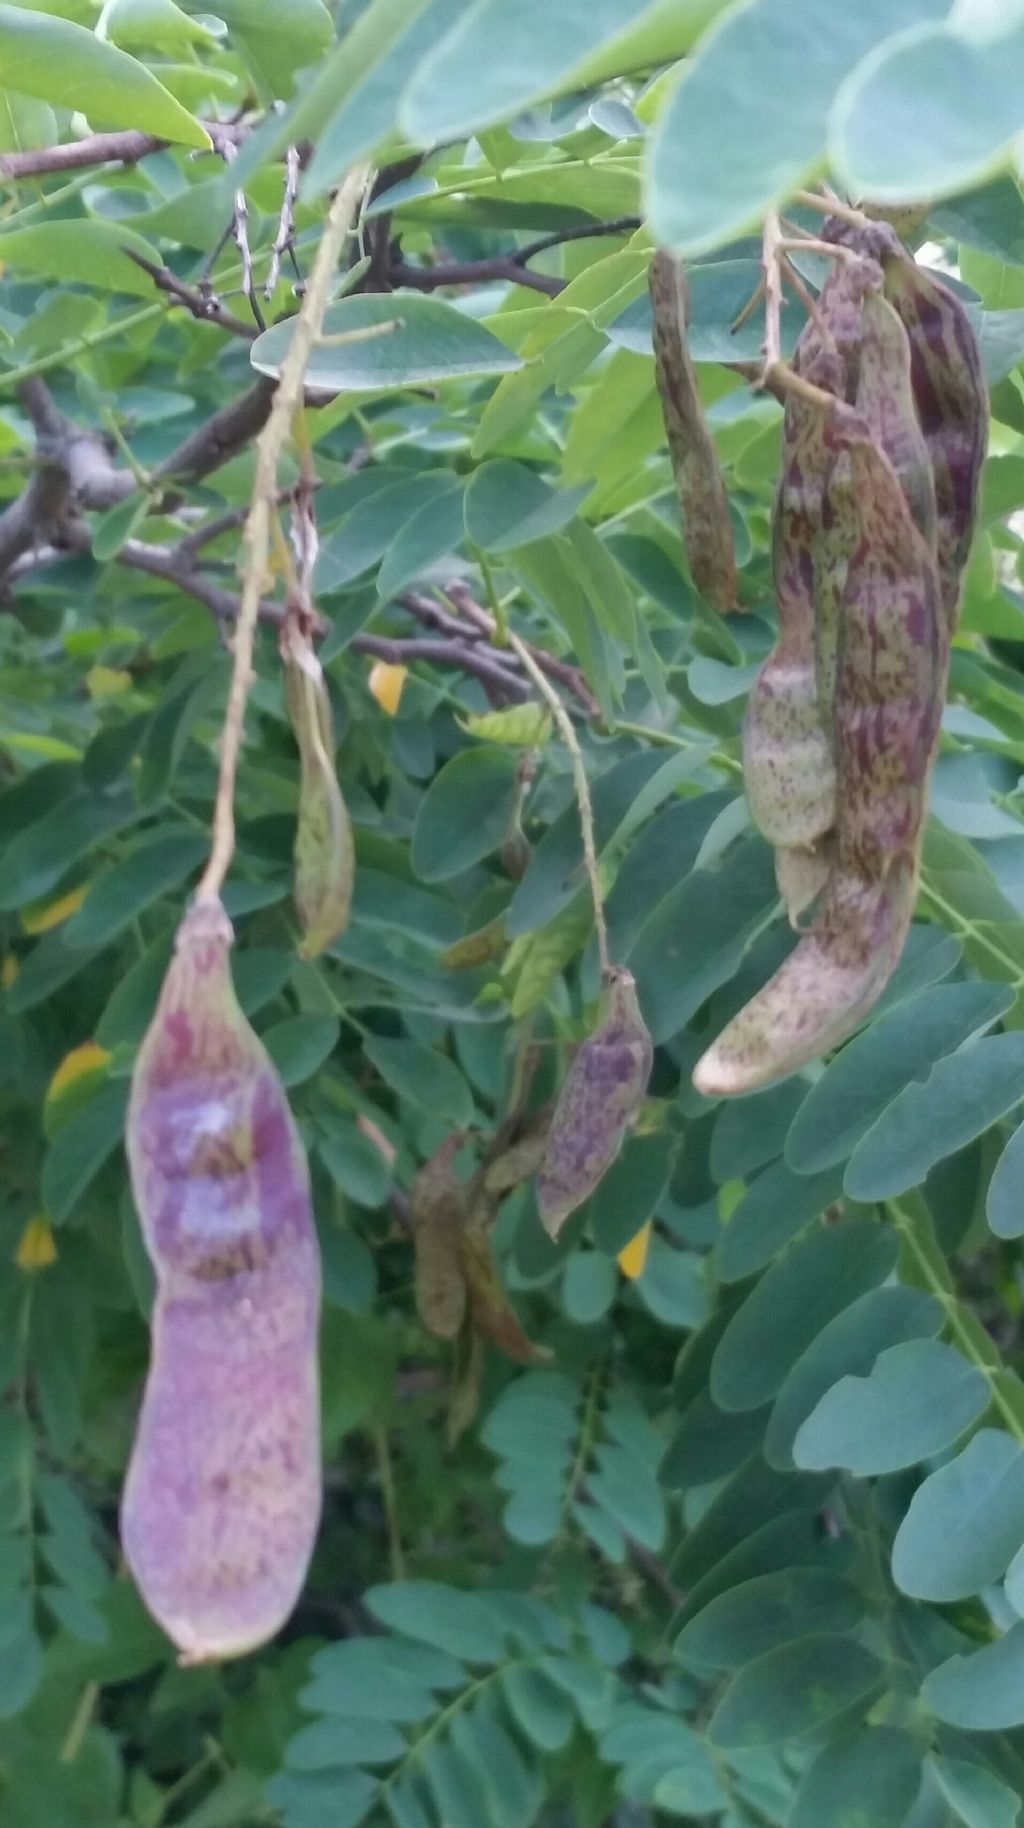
[444,581,600,717]
[505,628,610,977]
[121,248,257,339]
[266,144,301,299]
[758,212,838,412]
[0,121,245,180]
[389,258,563,299]
[793,187,868,228]
[195,162,370,905]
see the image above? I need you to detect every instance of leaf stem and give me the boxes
[505,629,610,977]
[195,163,369,905]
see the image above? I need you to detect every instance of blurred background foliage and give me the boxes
[7,2,1024,1825]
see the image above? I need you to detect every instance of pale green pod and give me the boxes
[283,630,354,961]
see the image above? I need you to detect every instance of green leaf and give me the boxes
[716,1161,845,1283]
[399,0,702,143]
[591,1132,676,1256]
[366,1582,505,1663]
[786,981,1013,1176]
[790,1730,923,1828]
[708,1636,882,1748]
[363,1036,474,1126]
[463,460,590,554]
[376,481,465,599]
[844,1032,1024,1202]
[987,1115,1024,1238]
[318,473,458,594]
[317,1119,391,1210]
[677,1571,864,1671]
[293,0,439,197]
[636,1237,708,1329]
[102,0,218,51]
[0,786,139,910]
[930,1757,1022,1828]
[764,1286,944,1471]
[892,1429,1024,1602]
[562,1250,616,1324]
[412,748,520,883]
[263,1015,340,1087]
[710,1077,807,1185]
[302,1636,460,1721]
[252,293,521,392]
[0,3,209,144]
[647,0,946,256]
[180,0,333,101]
[63,830,206,948]
[923,1625,1024,1731]
[711,1218,899,1413]
[41,1082,129,1223]
[793,1339,990,1475]
[286,1717,406,1772]
[831,15,1024,206]
[451,1707,543,1828]
[265,1769,377,1828]
[501,1664,575,1751]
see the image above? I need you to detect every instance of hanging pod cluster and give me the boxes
[122,898,321,1663]
[696,219,987,1097]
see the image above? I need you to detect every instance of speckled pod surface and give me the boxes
[696,405,945,1097]
[283,630,354,961]
[122,898,321,1664]
[649,250,737,612]
[537,969,652,1237]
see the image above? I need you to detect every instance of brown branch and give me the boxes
[388,215,642,300]
[121,248,257,340]
[0,120,247,181]
[153,380,275,486]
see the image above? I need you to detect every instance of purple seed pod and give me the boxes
[882,254,988,628]
[649,250,738,612]
[122,897,321,1664]
[282,623,354,961]
[697,408,944,1097]
[537,969,653,1237]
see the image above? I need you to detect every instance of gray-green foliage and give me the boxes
[5,3,1024,1826]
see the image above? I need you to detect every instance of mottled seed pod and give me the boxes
[459,1224,549,1365]
[881,252,988,626]
[649,250,738,611]
[537,969,652,1237]
[742,254,878,918]
[122,897,321,1663]
[696,405,945,1096]
[409,1133,467,1342]
[282,622,354,961]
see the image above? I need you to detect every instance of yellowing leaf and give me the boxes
[2,952,18,990]
[618,1221,652,1280]
[46,1041,111,1107]
[369,661,408,715]
[16,1214,57,1272]
[461,704,552,747]
[86,665,132,698]
[21,883,89,935]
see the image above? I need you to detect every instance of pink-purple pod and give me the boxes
[537,969,653,1237]
[122,897,321,1664]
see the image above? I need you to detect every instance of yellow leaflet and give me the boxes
[617,1221,651,1281]
[2,953,18,990]
[47,1040,111,1108]
[16,1214,57,1272]
[21,883,88,935]
[369,661,407,716]
[86,665,132,698]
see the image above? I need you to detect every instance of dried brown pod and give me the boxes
[409,1133,467,1342]
[649,249,738,611]
[122,897,321,1663]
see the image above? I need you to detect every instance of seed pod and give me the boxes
[649,250,737,611]
[409,1133,467,1341]
[122,897,321,1663]
[742,254,879,912]
[282,622,354,961]
[459,1224,549,1365]
[696,405,945,1096]
[537,968,652,1237]
[881,252,988,624]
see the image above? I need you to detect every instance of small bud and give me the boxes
[537,969,653,1238]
